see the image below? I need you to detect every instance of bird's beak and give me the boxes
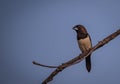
[73,27,78,31]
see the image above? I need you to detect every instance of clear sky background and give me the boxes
[1,0,120,84]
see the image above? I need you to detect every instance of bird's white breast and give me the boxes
[78,36,92,52]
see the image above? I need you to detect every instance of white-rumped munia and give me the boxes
[73,25,92,72]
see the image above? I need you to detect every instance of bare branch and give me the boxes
[33,29,120,84]
[32,61,58,68]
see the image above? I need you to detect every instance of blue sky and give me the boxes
[1,0,120,84]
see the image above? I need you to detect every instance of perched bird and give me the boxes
[73,25,92,72]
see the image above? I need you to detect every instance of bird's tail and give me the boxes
[85,55,91,72]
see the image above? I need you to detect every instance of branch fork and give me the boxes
[33,29,120,84]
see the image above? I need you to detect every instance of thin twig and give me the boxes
[32,61,58,68]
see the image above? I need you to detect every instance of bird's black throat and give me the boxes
[77,33,88,40]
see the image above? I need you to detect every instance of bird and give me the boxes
[73,24,92,72]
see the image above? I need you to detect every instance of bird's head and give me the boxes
[73,25,87,34]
